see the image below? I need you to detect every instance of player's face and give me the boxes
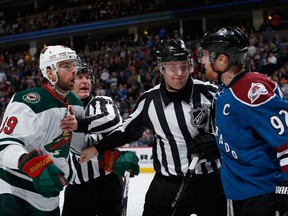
[200,49,218,81]
[73,73,92,100]
[56,60,77,91]
[162,60,190,91]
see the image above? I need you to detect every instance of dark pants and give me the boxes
[142,170,227,216]
[61,173,123,216]
[0,194,60,216]
[232,193,277,216]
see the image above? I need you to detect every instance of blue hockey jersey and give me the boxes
[215,70,288,200]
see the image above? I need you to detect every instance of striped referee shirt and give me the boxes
[68,94,122,184]
[95,77,221,177]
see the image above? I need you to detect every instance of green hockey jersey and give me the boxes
[0,85,84,211]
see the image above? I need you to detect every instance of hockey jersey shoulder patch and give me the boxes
[22,92,41,104]
[248,83,268,103]
[13,87,67,113]
[13,88,42,103]
[230,72,276,106]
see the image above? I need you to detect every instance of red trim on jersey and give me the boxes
[43,83,68,107]
[230,72,276,105]
[275,142,288,152]
[282,165,288,173]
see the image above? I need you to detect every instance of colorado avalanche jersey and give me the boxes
[0,84,84,211]
[215,70,288,200]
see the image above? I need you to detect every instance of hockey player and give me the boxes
[76,39,227,216]
[199,26,288,215]
[62,62,137,216]
[0,45,84,216]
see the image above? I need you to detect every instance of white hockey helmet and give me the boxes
[39,45,78,80]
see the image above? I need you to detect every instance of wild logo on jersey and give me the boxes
[189,107,208,128]
[44,130,72,158]
[22,92,41,104]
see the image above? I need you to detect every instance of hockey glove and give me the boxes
[275,181,288,214]
[18,149,67,198]
[188,133,221,161]
[98,149,140,177]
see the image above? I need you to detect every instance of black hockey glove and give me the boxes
[275,181,288,214]
[188,133,221,161]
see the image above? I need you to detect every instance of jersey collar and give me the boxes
[44,82,68,105]
[160,77,192,106]
[227,68,250,88]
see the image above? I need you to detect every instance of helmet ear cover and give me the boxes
[156,38,194,73]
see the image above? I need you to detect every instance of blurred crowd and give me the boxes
[1,0,285,37]
[0,0,165,36]
[0,24,288,146]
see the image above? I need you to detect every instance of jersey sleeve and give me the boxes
[76,96,122,133]
[86,96,122,133]
[0,99,44,168]
[71,96,123,153]
[232,79,288,180]
[95,94,150,153]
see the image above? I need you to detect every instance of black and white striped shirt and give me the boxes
[95,77,220,177]
[68,95,122,184]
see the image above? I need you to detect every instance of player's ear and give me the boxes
[218,54,229,64]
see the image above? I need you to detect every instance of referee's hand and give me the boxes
[80,146,98,163]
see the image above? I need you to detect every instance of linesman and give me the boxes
[76,38,227,216]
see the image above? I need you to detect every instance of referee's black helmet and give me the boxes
[77,61,95,84]
[200,27,249,66]
[156,38,194,72]
[156,38,191,62]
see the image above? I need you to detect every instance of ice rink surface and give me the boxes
[60,173,154,216]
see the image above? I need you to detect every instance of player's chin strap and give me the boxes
[49,72,69,97]
[53,86,69,98]
[211,63,233,84]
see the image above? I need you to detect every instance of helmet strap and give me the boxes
[50,72,69,97]
[53,87,69,98]
[158,62,164,73]
[211,63,233,84]
[49,71,58,86]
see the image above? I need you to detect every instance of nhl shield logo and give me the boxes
[189,107,208,128]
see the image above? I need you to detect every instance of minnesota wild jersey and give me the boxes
[0,84,84,211]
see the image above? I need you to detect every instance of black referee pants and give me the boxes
[61,173,123,216]
[142,170,227,216]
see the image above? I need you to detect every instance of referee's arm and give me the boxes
[94,99,149,153]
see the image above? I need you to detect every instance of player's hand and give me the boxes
[98,149,140,177]
[189,133,221,161]
[60,106,78,131]
[80,146,98,163]
[18,149,67,198]
[275,181,288,214]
